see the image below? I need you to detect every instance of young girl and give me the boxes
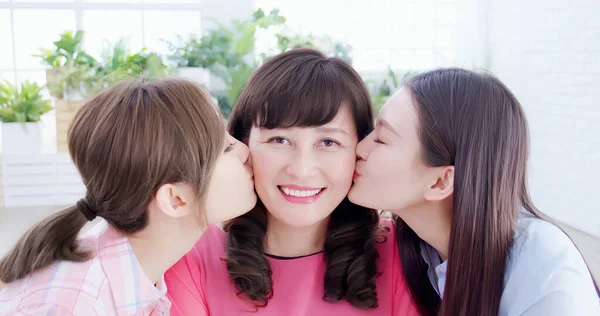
[0,78,257,315]
[165,48,418,315]
[349,68,600,316]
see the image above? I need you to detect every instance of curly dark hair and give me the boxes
[223,48,383,309]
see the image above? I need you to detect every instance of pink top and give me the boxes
[0,220,170,316]
[165,220,419,316]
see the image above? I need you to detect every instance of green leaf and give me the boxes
[14,112,26,123]
[0,80,52,122]
[54,39,76,56]
[73,30,84,45]
[252,8,265,20]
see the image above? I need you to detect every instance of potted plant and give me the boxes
[165,34,214,87]
[95,37,170,90]
[166,8,354,118]
[0,81,53,154]
[53,37,170,152]
[166,9,286,116]
[270,31,353,65]
[34,30,97,100]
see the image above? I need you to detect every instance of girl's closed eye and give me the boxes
[224,142,236,153]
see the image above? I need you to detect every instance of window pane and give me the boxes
[414,0,435,49]
[0,9,13,70]
[144,10,201,55]
[435,26,455,48]
[13,0,73,2]
[82,10,143,54]
[391,49,415,71]
[434,48,455,67]
[0,72,16,86]
[353,49,391,72]
[144,0,200,3]
[13,9,76,69]
[82,0,140,3]
[16,71,50,101]
[414,22,434,48]
[413,49,434,69]
[435,3,458,25]
[388,23,415,49]
[16,70,47,87]
[389,1,415,49]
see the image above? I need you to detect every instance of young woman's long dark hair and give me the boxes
[0,78,224,283]
[396,68,599,316]
[225,48,383,309]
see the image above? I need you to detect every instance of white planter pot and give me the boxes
[176,67,211,87]
[2,122,42,154]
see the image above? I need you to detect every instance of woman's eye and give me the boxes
[321,139,340,147]
[268,137,290,145]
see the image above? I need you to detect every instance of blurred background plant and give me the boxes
[0,80,53,123]
[35,9,405,118]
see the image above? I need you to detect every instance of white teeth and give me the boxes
[280,187,322,197]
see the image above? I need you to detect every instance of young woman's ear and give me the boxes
[424,166,454,201]
[154,183,196,218]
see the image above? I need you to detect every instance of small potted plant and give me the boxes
[0,81,53,154]
[94,37,170,90]
[166,9,286,117]
[165,34,213,87]
[34,30,97,100]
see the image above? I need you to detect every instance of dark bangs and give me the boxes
[228,48,374,142]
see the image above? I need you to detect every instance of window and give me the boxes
[0,0,203,86]
[256,0,460,72]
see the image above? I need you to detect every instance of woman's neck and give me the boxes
[128,219,203,285]
[395,201,452,261]
[264,213,330,257]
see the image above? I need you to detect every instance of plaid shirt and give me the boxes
[0,220,171,315]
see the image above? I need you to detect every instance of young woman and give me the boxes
[0,78,257,315]
[165,48,419,315]
[349,68,600,316]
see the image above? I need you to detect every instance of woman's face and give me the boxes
[349,89,432,213]
[204,133,257,225]
[248,106,358,229]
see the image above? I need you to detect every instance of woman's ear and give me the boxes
[424,166,454,201]
[154,183,196,218]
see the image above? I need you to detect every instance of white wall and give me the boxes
[485,0,600,237]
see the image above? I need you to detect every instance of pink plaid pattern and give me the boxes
[0,220,170,316]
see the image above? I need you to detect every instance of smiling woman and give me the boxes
[246,106,359,230]
[164,48,420,316]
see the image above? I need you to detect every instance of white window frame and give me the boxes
[0,0,204,84]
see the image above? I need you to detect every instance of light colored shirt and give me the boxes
[0,220,170,316]
[422,212,600,315]
[165,219,419,316]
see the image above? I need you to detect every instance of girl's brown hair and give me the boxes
[397,68,599,316]
[225,48,383,310]
[0,77,224,283]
